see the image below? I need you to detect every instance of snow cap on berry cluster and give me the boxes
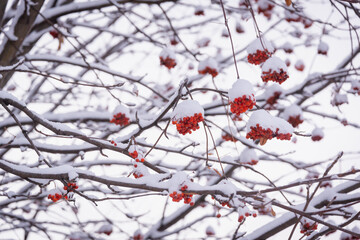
[247,109,293,135]
[112,104,130,119]
[261,84,284,100]
[205,226,215,236]
[281,104,303,121]
[228,79,255,102]
[317,41,329,55]
[239,148,258,165]
[166,171,191,193]
[198,58,218,72]
[97,224,113,235]
[311,127,324,141]
[331,93,348,106]
[196,37,210,48]
[350,79,360,94]
[262,57,288,75]
[160,48,176,60]
[171,99,204,121]
[247,37,274,55]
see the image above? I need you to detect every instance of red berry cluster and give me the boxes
[194,9,204,16]
[257,3,274,19]
[133,233,144,240]
[230,95,256,115]
[246,124,292,141]
[133,172,144,179]
[170,38,178,46]
[49,30,59,39]
[295,63,305,71]
[160,56,176,69]
[287,115,303,128]
[238,212,257,222]
[198,67,218,78]
[222,133,237,142]
[311,135,322,141]
[172,113,204,135]
[246,124,274,141]
[63,182,78,191]
[48,193,68,202]
[300,220,318,235]
[266,92,282,105]
[110,140,117,146]
[129,150,145,162]
[169,185,194,205]
[244,159,258,165]
[247,49,271,65]
[262,69,289,84]
[110,113,130,126]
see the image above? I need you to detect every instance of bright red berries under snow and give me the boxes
[198,58,219,77]
[171,100,204,135]
[239,148,259,165]
[110,105,130,126]
[246,110,293,144]
[228,79,256,115]
[261,57,289,84]
[281,104,304,128]
[247,38,274,65]
[159,48,176,69]
[311,127,324,141]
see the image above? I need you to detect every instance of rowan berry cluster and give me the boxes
[49,30,59,38]
[133,172,144,179]
[266,91,282,105]
[63,182,79,191]
[238,212,257,222]
[172,113,204,135]
[110,112,130,126]
[160,56,176,69]
[198,67,218,78]
[246,124,292,141]
[300,219,318,235]
[48,193,68,202]
[311,135,322,141]
[261,68,289,84]
[129,150,145,162]
[230,95,256,115]
[287,115,304,128]
[247,49,271,65]
[169,185,194,205]
[110,140,117,146]
[257,1,274,19]
[221,133,237,142]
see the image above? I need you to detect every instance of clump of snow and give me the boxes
[171,100,204,121]
[282,42,293,52]
[206,226,215,236]
[247,109,293,135]
[228,79,255,101]
[281,104,303,120]
[263,84,283,99]
[350,79,360,94]
[262,57,288,73]
[247,38,274,54]
[331,93,348,106]
[311,128,324,138]
[166,171,190,194]
[239,148,258,164]
[318,41,329,53]
[196,37,210,47]
[160,48,176,59]
[198,58,218,72]
[97,224,112,234]
[295,59,305,69]
[112,104,130,118]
